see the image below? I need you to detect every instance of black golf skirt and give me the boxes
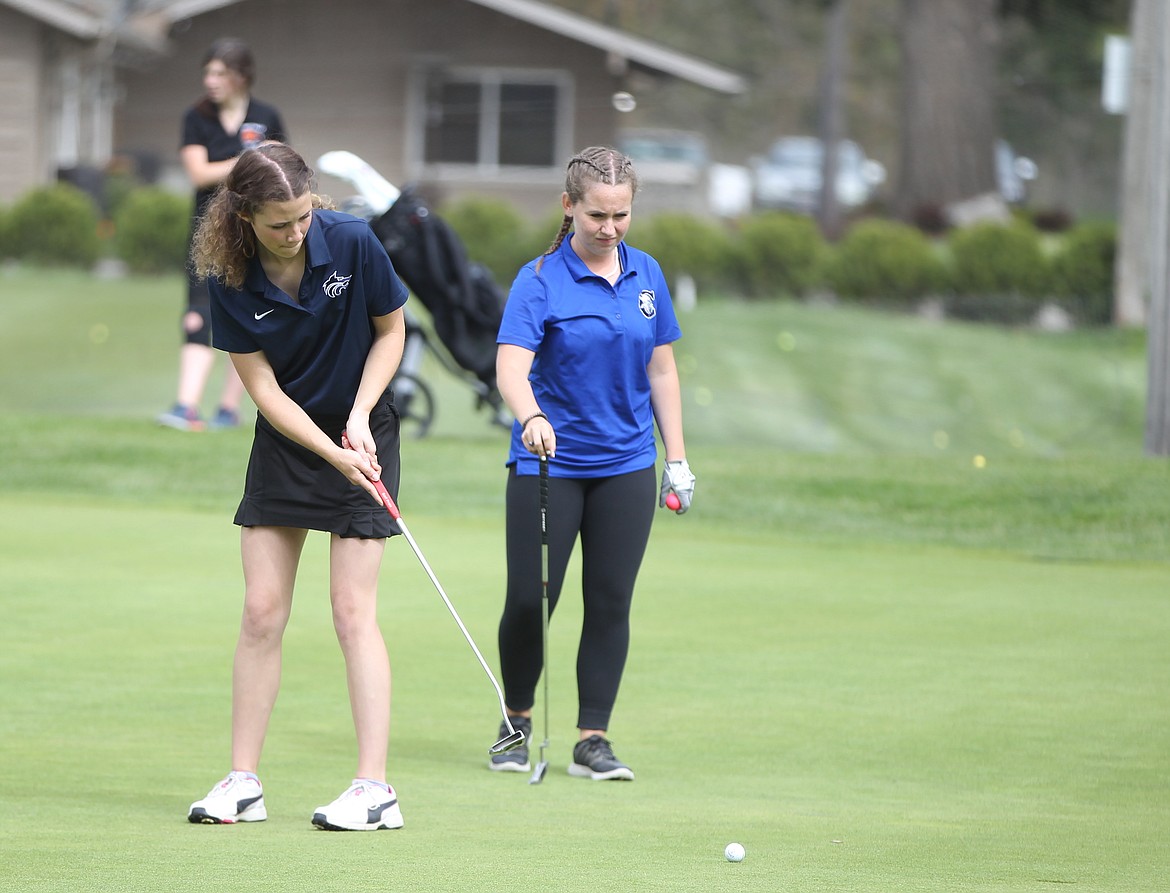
[233,400,401,538]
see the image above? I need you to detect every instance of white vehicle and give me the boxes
[996,139,1038,204]
[752,136,886,213]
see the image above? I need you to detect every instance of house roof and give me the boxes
[1,0,107,37]
[1,0,745,94]
[463,0,746,95]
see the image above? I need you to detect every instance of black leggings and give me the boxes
[498,464,657,731]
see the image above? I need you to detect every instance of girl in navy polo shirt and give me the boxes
[490,146,696,780]
[185,142,409,831]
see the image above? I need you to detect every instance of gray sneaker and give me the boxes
[568,734,634,781]
[488,716,532,772]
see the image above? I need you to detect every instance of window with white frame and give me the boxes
[421,68,570,169]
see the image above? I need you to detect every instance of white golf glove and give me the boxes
[660,459,696,514]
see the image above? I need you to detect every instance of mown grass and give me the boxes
[0,267,1167,892]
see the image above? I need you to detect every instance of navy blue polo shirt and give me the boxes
[209,208,408,418]
[497,235,681,478]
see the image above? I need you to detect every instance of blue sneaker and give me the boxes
[209,407,240,430]
[157,404,205,432]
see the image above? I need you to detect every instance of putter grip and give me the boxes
[341,431,399,519]
[372,477,401,520]
[539,458,549,543]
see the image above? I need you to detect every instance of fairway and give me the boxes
[1,269,1168,891]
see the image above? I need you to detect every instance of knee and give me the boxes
[330,590,377,645]
[240,591,289,641]
[183,309,211,345]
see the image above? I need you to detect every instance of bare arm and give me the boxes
[180,144,237,190]
[228,308,405,503]
[648,343,686,463]
[344,308,407,470]
[497,342,554,457]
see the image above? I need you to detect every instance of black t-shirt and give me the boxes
[180,98,287,217]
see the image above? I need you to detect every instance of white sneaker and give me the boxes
[188,772,267,824]
[311,780,404,831]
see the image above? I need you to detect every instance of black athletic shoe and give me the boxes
[488,716,532,772]
[568,734,635,781]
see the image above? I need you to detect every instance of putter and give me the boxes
[343,435,524,754]
[529,456,551,784]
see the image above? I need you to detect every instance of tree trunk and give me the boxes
[1144,1,1170,454]
[896,0,999,221]
[816,0,851,241]
[1115,0,1153,327]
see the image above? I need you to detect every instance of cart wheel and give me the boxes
[391,372,435,438]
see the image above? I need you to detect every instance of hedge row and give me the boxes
[0,182,191,274]
[446,197,1117,326]
[0,184,1117,325]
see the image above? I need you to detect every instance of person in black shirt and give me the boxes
[157,38,287,432]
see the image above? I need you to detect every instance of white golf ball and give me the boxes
[725,842,746,862]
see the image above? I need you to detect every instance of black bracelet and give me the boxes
[520,411,548,428]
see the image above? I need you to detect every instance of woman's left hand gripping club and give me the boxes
[339,426,382,503]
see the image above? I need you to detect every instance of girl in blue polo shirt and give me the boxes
[490,146,696,780]
[184,142,409,831]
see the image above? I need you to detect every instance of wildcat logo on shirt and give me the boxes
[638,290,657,319]
[323,271,352,299]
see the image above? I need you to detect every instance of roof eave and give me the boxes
[463,0,747,94]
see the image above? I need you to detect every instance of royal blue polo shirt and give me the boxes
[209,208,408,418]
[497,235,682,478]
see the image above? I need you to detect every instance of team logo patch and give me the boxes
[638,289,657,319]
[323,271,352,299]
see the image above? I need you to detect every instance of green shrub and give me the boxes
[732,212,826,299]
[945,221,1051,323]
[628,212,734,291]
[440,195,533,289]
[1050,221,1116,325]
[824,219,946,305]
[113,187,191,274]
[6,183,101,267]
[0,205,11,260]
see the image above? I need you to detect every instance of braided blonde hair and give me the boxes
[536,146,639,273]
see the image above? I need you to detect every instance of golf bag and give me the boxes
[370,188,507,422]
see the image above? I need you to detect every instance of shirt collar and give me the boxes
[303,210,332,270]
[560,234,628,282]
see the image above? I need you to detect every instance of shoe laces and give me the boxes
[578,734,616,761]
[343,780,392,804]
[212,773,259,797]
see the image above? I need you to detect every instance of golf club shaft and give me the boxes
[369,477,517,735]
[341,433,520,750]
[539,457,550,754]
[529,457,551,784]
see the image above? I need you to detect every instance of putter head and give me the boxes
[528,760,549,785]
[490,727,526,755]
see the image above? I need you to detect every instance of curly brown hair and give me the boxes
[536,146,639,273]
[190,141,333,290]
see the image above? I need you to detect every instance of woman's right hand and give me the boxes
[522,414,556,459]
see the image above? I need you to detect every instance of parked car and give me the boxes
[617,127,709,184]
[751,136,886,214]
[616,127,752,218]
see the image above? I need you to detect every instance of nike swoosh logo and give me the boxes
[255,309,275,320]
